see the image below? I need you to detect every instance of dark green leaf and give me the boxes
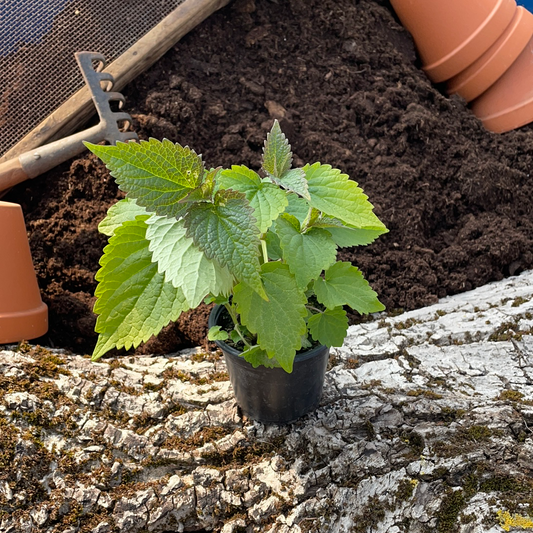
[184,197,266,299]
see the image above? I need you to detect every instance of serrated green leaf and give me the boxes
[285,193,311,224]
[184,197,266,299]
[207,326,229,341]
[275,215,337,288]
[233,262,307,373]
[305,163,387,229]
[319,219,388,247]
[92,216,188,361]
[218,165,261,191]
[230,330,241,344]
[279,212,300,231]
[219,165,288,232]
[85,139,204,218]
[241,346,282,369]
[262,119,292,178]
[98,198,148,237]
[268,168,310,200]
[213,187,248,205]
[326,226,388,247]
[146,215,233,307]
[313,261,385,314]
[308,308,348,347]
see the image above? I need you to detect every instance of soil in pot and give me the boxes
[3,0,533,356]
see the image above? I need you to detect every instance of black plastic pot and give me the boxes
[208,304,329,424]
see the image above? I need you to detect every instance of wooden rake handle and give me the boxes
[0,0,231,164]
[0,124,106,192]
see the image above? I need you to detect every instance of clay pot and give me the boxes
[471,34,533,132]
[0,201,48,344]
[448,7,533,102]
[390,0,517,82]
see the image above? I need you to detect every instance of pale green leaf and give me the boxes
[92,216,188,361]
[268,168,310,200]
[242,346,282,369]
[276,215,337,288]
[98,198,148,237]
[219,165,288,232]
[184,197,266,299]
[300,335,313,349]
[308,308,348,347]
[85,139,204,218]
[204,294,230,306]
[233,262,307,373]
[262,119,292,178]
[230,330,241,344]
[146,215,233,307]
[285,193,311,224]
[207,326,229,341]
[322,222,388,247]
[218,165,261,191]
[313,261,385,314]
[305,163,387,229]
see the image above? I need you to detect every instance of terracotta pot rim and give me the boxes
[422,0,517,81]
[0,302,48,344]
[448,6,533,101]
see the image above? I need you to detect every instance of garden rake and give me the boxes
[0,0,230,164]
[0,51,137,194]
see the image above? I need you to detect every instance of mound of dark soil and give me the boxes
[5,0,533,356]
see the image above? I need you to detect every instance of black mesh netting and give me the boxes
[0,0,185,156]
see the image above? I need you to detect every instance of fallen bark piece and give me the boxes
[1,270,533,532]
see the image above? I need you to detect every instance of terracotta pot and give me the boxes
[0,201,48,344]
[471,34,533,132]
[448,7,533,102]
[390,0,517,82]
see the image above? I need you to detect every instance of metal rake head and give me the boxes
[75,52,138,144]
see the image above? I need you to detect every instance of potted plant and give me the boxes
[85,120,387,423]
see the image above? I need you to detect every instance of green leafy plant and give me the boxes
[85,121,387,372]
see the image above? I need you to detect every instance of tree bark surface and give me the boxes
[2,271,533,532]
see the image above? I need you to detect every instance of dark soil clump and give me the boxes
[4,0,533,355]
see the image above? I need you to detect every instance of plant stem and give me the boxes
[260,238,269,264]
[306,305,324,314]
[224,303,252,348]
